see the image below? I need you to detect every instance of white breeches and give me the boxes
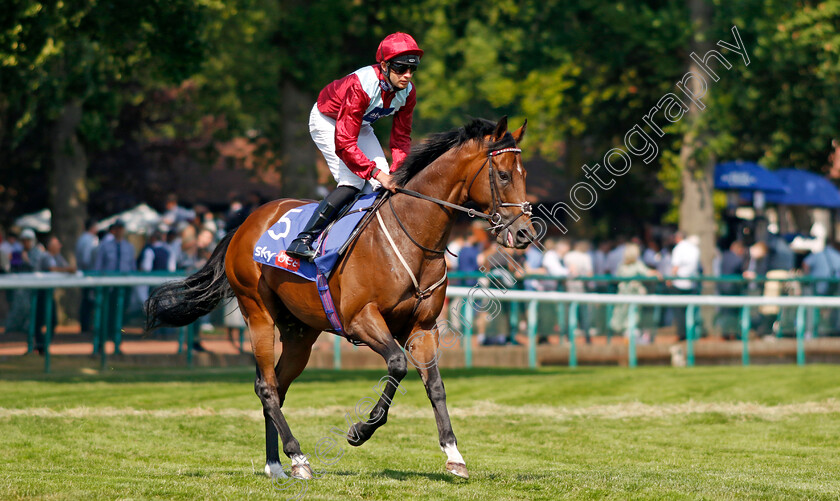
[309,104,386,192]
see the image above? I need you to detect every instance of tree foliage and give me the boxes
[0,0,209,222]
[1,0,839,241]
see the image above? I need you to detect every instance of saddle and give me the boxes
[252,191,387,280]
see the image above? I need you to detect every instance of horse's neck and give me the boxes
[397,148,476,251]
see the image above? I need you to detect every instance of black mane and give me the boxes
[392,118,517,187]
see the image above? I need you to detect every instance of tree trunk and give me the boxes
[50,101,88,325]
[50,100,88,261]
[679,0,716,278]
[279,81,318,199]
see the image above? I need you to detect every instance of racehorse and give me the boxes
[145,116,534,481]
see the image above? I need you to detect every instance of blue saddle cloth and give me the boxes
[252,193,378,280]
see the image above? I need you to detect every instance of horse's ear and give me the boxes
[493,116,508,140]
[512,119,527,143]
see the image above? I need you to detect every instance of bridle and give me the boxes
[392,146,532,253]
[464,147,532,234]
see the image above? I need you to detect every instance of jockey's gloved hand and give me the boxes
[375,170,398,192]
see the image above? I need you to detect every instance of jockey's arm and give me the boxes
[334,85,379,180]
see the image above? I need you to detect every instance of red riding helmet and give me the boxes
[376,32,424,63]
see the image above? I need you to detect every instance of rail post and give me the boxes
[527,300,537,368]
[99,288,110,370]
[43,289,54,373]
[796,305,806,366]
[628,303,638,368]
[686,304,696,367]
[740,305,751,366]
[510,300,520,343]
[463,301,474,368]
[186,322,195,368]
[113,287,126,355]
[333,335,342,370]
[92,287,104,355]
[568,302,578,368]
[177,326,185,354]
[27,292,38,354]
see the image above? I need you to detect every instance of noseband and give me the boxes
[394,147,532,247]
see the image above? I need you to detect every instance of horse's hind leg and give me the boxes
[255,276,321,480]
[273,320,320,479]
[241,289,310,480]
[255,365,282,476]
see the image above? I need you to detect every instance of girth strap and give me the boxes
[376,209,447,299]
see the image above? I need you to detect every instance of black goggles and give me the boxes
[388,62,418,74]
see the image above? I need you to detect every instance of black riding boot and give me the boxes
[286,186,359,260]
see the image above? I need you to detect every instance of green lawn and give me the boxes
[1,365,839,500]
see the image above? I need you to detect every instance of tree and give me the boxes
[1,0,208,256]
[677,0,717,275]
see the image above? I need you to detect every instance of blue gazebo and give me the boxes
[759,168,840,208]
[714,161,787,194]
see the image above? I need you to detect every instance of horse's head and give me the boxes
[465,117,535,249]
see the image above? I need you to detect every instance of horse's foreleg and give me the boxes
[345,304,407,447]
[406,325,468,479]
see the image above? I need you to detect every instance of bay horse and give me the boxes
[145,116,535,481]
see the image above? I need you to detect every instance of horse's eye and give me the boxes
[498,171,511,182]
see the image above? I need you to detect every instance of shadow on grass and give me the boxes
[0,365,591,384]
[380,469,461,482]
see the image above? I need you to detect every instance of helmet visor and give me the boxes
[389,54,420,65]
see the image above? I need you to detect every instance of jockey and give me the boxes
[286,32,422,260]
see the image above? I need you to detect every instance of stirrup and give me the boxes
[286,237,317,260]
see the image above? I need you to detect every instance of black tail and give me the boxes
[144,231,236,331]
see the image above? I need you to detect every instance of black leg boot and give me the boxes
[286,187,358,260]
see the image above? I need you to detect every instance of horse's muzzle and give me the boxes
[496,220,536,249]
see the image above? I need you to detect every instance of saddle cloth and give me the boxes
[252,193,378,280]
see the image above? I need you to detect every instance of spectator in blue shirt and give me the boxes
[94,220,136,273]
[75,219,99,272]
[766,232,795,272]
[75,219,100,333]
[523,242,546,292]
[804,242,840,335]
[456,222,487,287]
[92,220,134,354]
[803,243,840,296]
[32,236,75,353]
[161,193,195,228]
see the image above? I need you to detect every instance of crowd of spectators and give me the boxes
[445,222,840,346]
[0,193,262,353]
[3,194,840,350]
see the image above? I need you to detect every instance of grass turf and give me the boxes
[0,365,839,500]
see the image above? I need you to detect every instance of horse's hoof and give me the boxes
[347,422,368,447]
[291,463,313,480]
[446,461,469,479]
[264,462,288,479]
